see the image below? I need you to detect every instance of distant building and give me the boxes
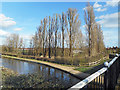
[106,46,118,50]
[73,50,83,54]
[106,46,118,53]
[14,48,34,51]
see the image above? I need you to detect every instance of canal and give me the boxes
[0,57,80,88]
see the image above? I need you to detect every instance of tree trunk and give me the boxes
[62,27,64,57]
[69,23,72,56]
[49,16,51,58]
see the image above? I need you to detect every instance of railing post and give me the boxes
[69,54,119,90]
[108,54,119,89]
[115,54,119,85]
[104,62,109,90]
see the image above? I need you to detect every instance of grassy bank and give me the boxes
[2,55,90,79]
[2,52,109,66]
[74,58,110,74]
[1,54,109,76]
[1,67,66,89]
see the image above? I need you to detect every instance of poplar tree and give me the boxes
[59,12,66,57]
[67,8,80,56]
[55,14,58,57]
[42,17,47,57]
[38,20,43,56]
[48,16,51,58]
[84,2,95,56]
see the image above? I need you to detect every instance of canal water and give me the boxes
[0,57,80,88]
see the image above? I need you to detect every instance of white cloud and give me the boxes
[95,7,107,12]
[96,12,119,47]
[106,0,120,7]
[93,2,107,12]
[96,12,119,28]
[14,28,22,31]
[0,29,10,36]
[83,5,92,11]
[84,2,106,12]
[0,14,16,28]
[93,2,102,8]
[0,14,13,21]
[20,34,33,40]
[103,29,118,47]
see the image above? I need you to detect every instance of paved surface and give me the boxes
[1,55,89,80]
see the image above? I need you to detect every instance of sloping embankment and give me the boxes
[1,55,89,80]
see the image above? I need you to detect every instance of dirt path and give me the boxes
[1,55,89,80]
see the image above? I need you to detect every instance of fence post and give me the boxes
[104,62,109,90]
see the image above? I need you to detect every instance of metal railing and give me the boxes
[69,54,120,90]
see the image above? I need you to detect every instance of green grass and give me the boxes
[74,67,92,72]
[74,58,110,74]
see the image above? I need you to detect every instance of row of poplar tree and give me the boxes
[3,3,105,58]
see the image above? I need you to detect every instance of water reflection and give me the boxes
[0,57,80,88]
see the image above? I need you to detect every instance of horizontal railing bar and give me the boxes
[68,54,120,90]
[108,57,118,68]
[68,67,107,90]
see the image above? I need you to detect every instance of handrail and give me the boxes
[68,67,107,90]
[108,56,118,68]
[68,54,119,90]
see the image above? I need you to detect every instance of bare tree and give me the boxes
[67,8,80,56]
[54,14,59,57]
[74,30,84,49]
[38,20,43,56]
[6,36,13,52]
[84,2,95,56]
[29,38,33,55]
[59,12,67,57]
[98,24,105,53]
[19,38,23,49]
[51,17,55,56]
[33,32,39,56]
[58,32,61,48]
[48,16,51,58]
[18,38,23,55]
[22,39,26,55]
[45,33,49,57]
[65,33,69,49]
[42,17,47,57]
[5,34,19,53]
[92,21,98,56]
